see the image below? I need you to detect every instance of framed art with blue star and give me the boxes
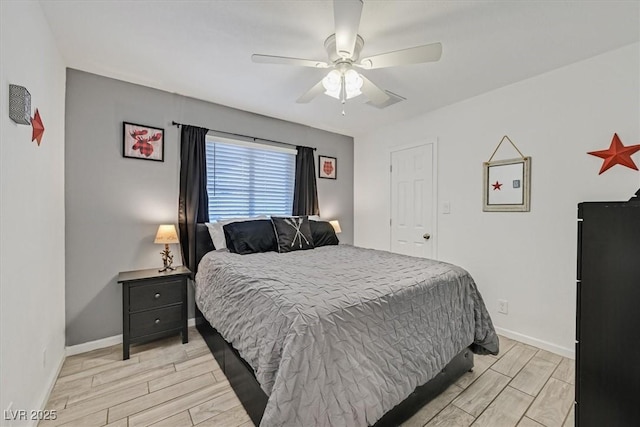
[483,157,531,212]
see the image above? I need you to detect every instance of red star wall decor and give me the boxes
[492,181,503,190]
[31,108,45,146]
[588,133,640,174]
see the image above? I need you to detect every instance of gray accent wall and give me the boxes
[65,69,354,346]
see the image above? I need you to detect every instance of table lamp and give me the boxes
[154,224,179,272]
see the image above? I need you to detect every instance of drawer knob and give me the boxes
[154,293,161,299]
[155,319,160,324]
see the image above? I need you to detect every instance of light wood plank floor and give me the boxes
[41,328,574,427]
[403,336,575,427]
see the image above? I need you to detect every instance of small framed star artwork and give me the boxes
[483,157,531,212]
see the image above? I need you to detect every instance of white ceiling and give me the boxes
[40,1,639,138]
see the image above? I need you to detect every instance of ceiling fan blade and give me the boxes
[297,80,326,103]
[252,54,329,68]
[334,0,363,58]
[360,75,390,106]
[366,90,406,109]
[359,42,442,69]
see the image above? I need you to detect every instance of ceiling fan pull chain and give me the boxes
[341,74,347,115]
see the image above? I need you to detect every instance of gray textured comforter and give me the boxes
[195,245,498,427]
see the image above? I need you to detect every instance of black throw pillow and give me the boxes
[223,220,278,255]
[271,216,315,253]
[310,221,339,247]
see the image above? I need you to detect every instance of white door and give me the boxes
[390,144,435,258]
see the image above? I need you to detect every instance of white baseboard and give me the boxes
[66,334,123,356]
[33,351,66,426]
[494,326,575,359]
[65,318,197,356]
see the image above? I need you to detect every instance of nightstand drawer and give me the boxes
[130,305,183,338]
[129,279,183,312]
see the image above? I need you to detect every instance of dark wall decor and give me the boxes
[318,155,337,179]
[123,122,165,161]
[9,84,31,125]
[8,84,45,146]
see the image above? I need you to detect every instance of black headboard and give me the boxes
[195,223,215,273]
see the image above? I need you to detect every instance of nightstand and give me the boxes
[118,266,191,360]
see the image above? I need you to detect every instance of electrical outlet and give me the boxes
[498,299,508,314]
[442,201,451,214]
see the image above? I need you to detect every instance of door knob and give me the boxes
[423,233,431,240]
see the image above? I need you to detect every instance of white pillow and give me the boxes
[308,215,321,221]
[206,216,267,249]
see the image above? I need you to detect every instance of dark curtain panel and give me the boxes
[292,146,319,216]
[178,125,209,274]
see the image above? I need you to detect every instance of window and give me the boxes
[205,137,296,221]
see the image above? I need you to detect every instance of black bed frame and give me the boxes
[192,224,473,426]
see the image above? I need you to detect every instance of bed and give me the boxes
[192,222,498,426]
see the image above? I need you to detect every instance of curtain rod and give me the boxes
[171,121,316,151]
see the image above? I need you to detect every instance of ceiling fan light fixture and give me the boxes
[322,70,342,99]
[322,69,363,101]
[344,69,363,99]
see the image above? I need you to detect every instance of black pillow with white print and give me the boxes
[271,216,315,253]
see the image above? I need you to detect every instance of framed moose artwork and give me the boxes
[123,122,164,162]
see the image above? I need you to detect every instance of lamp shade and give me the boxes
[154,224,179,244]
[329,220,342,234]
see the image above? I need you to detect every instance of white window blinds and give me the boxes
[205,137,295,221]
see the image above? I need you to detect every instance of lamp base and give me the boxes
[159,244,175,273]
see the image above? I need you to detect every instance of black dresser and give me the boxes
[576,190,640,426]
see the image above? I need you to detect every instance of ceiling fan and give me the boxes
[251,0,442,112]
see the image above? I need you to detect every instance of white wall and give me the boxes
[354,43,640,357]
[0,1,67,424]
